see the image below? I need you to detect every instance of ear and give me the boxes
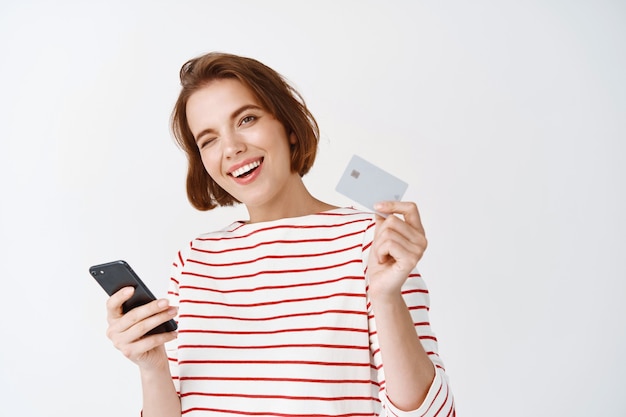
[289,132,297,145]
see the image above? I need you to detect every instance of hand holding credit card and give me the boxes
[335,154,408,215]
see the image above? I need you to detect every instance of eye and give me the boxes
[198,137,216,149]
[240,115,256,126]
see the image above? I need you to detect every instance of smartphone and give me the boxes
[336,154,408,213]
[89,260,177,336]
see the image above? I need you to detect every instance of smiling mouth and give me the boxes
[230,158,263,178]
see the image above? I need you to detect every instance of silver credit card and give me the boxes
[335,154,408,212]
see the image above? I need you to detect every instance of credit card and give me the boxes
[335,154,408,213]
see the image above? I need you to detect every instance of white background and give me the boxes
[1,1,624,416]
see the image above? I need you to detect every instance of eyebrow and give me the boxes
[193,104,263,143]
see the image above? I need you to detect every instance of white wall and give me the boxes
[1,1,624,416]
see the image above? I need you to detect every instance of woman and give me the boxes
[106,52,455,416]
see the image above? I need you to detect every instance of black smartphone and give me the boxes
[89,259,177,336]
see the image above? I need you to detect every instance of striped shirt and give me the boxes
[165,208,454,416]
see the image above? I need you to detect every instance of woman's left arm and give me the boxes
[367,201,448,412]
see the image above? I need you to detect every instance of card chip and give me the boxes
[351,169,361,179]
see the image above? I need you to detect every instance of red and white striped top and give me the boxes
[165,208,454,416]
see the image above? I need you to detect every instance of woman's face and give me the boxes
[186,78,299,214]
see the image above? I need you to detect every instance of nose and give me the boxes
[222,130,246,159]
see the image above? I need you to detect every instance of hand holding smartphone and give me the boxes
[89,260,177,336]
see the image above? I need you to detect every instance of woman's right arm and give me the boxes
[106,287,181,417]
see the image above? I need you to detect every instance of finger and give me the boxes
[374,225,425,266]
[375,245,416,276]
[379,212,415,235]
[108,303,178,344]
[117,330,178,362]
[118,299,175,333]
[374,201,425,235]
[129,305,178,339]
[376,212,426,250]
[106,287,135,321]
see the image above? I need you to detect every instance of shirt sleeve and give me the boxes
[362,216,455,416]
[164,243,191,396]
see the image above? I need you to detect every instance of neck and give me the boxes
[245,177,337,223]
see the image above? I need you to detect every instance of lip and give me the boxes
[227,157,264,176]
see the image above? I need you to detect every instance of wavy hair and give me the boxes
[171,52,320,211]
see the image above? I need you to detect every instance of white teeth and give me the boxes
[231,160,261,178]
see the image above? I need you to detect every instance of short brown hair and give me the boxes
[171,52,320,211]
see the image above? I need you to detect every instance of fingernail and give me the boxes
[157,299,169,308]
[374,202,384,210]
